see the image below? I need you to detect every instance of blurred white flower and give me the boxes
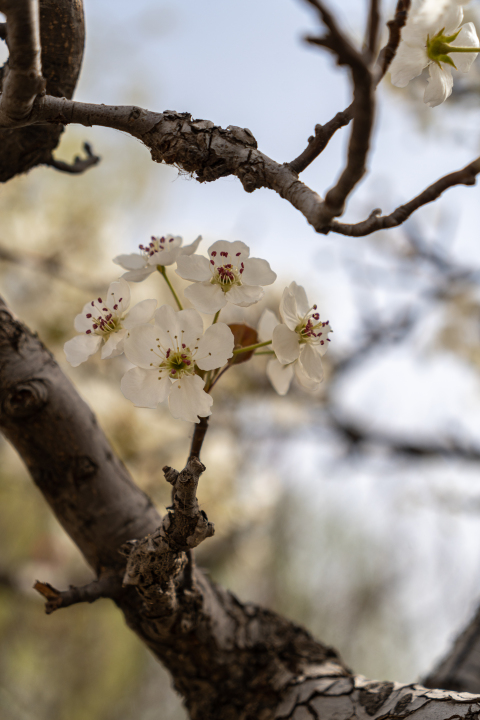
[121,305,234,423]
[262,283,332,396]
[390,0,479,107]
[113,235,202,282]
[64,278,157,367]
[175,240,276,314]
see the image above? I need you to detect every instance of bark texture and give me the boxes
[0,0,85,181]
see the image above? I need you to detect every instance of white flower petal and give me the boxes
[240,257,276,286]
[177,308,205,347]
[272,324,300,364]
[123,299,157,330]
[208,240,250,263]
[266,359,294,396]
[184,282,227,314]
[299,344,324,383]
[107,278,130,312]
[168,374,212,423]
[291,282,310,316]
[120,267,156,282]
[424,62,453,106]
[390,43,429,87]
[101,329,127,359]
[196,323,234,370]
[64,334,102,367]
[179,235,202,256]
[257,309,279,342]
[438,2,464,35]
[154,304,182,338]
[124,324,165,368]
[295,362,323,391]
[176,254,212,282]
[113,253,146,270]
[74,302,96,332]
[121,367,170,408]
[227,284,264,307]
[451,22,479,73]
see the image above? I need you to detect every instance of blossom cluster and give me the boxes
[64,235,333,423]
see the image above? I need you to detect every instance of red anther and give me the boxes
[186,361,191,366]
[169,238,174,242]
[113,304,118,310]
[313,304,317,310]
[181,354,187,359]
[210,260,215,265]
[241,262,244,268]
[236,252,241,256]
[220,251,228,257]
[320,340,324,345]
[119,298,123,303]
[211,251,217,257]
[86,330,92,334]
[86,313,92,318]
[171,369,177,374]
[91,301,95,306]
[182,344,186,349]
[166,349,171,358]
[93,324,98,329]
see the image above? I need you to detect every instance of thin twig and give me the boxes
[34,575,123,614]
[45,142,100,174]
[288,0,410,175]
[330,158,480,237]
[189,416,209,460]
[0,22,7,40]
[366,0,381,58]
[304,0,375,227]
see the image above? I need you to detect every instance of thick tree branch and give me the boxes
[0,0,85,181]
[0,0,45,126]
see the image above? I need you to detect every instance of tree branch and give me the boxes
[288,0,409,175]
[34,575,123,614]
[366,0,381,59]
[45,141,100,174]
[0,0,45,126]
[330,158,480,236]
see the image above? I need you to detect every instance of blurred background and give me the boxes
[2,0,480,718]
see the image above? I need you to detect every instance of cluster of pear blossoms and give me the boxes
[64,236,332,423]
[390,0,479,107]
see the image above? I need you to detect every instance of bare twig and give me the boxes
[0,22,7,40]
[0,0,45,125]
[331,158,480,237]
[287,104,353,175]
[304,0,375,227]
[366,0,381,58]
[375,0,411,82]
[190,416,209,460]
[45,141,100,174]
[34,575,123,614]
[288,0,410,175]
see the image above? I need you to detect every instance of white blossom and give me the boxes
[175,240,276,314]
[390,0,479,107]
[113,234,202,282]
[260,283,332,396]
[121,305,234,423]
[64,278,157,367]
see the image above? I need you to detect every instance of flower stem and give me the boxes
[157,266,183,310]
[253,350,275,355]
[232,340,272,355]
[212,310,221,325]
